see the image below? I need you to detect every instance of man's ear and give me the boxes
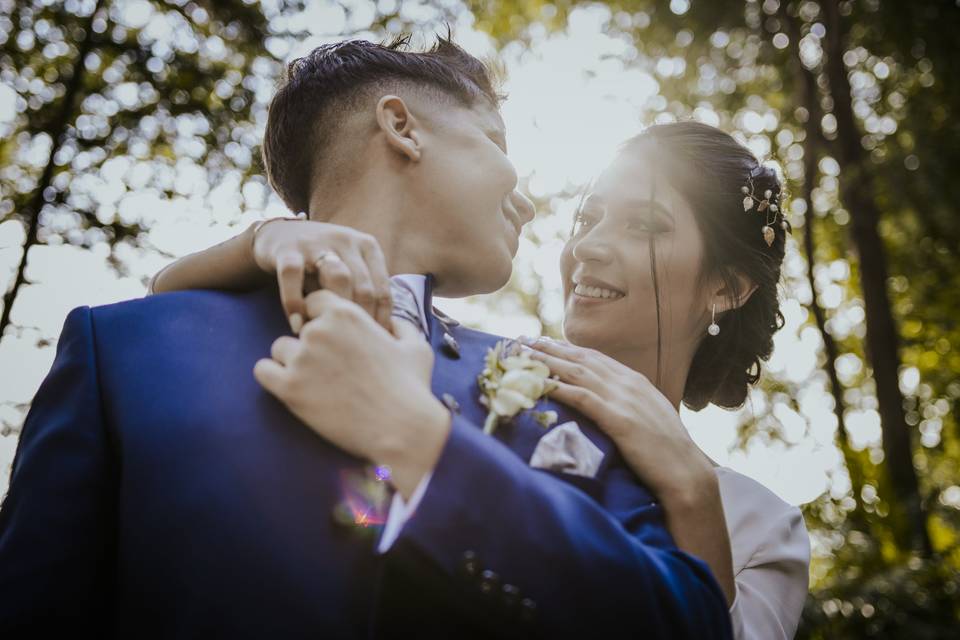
[375,95,422,162]
[712,270,759,314]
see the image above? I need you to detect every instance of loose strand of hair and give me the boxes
[649,168,663,389]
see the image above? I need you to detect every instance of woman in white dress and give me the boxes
[151,121,810,638]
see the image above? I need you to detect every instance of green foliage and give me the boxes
[798,543,960,638]
[0,0,284,250]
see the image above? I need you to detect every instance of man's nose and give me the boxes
[510,190,536,226]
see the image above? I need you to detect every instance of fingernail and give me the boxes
[518,335,535,345]
[289,313,303,334]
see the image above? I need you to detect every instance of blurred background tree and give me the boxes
[1,0,279,339]
[1,1,957,637]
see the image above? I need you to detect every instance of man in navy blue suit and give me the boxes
[0,37,733,638]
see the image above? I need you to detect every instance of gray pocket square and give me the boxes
[529,421,605,478]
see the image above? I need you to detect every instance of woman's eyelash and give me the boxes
[629,210,672,233]
[628,217,659,231]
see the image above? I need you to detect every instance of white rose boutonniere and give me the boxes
[478,340,559,435]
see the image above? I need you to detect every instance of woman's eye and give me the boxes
[628,212,671,234]
[628,219,656,233]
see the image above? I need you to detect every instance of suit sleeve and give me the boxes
[0,307,117,633]
[390,415,734,639]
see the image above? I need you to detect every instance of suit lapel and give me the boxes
[423,277,659,508]
[424,286,616,480]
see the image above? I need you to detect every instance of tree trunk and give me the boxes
[0,0,106,341]
[800,77,873,531]
[781,5,869,529]
[822,0,931,554]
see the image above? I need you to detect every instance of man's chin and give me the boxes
[474,262,513,295]
[491,251,516,288]
[438,256,513,298]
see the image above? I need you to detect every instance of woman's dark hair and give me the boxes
[624,121,789,410]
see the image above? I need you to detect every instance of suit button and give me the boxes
[442,333,461,358]
[478,569,500,595]
[432,307,461,327]
[460,551,479,577]
[501,583,521,607]
[520,597,537,622]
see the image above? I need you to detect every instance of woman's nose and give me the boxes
[571,228,615,264]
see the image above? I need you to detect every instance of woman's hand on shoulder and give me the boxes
[524,337,737,606]
[522,337,714,503]
[251,217,393,332]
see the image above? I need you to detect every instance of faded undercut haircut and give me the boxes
[261,35,503,214]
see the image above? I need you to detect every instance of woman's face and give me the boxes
[560,147,711,362]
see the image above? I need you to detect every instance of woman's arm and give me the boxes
[150,222,271,294]
[524,337,737,607]
[150,217,395,332]
[657,467,737,607]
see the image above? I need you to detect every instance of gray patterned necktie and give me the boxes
[390,278,426,337]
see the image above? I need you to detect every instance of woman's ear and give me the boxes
[375,95,422,162]
[712,271,759,314]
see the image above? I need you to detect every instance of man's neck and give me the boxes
[309,180,431,278]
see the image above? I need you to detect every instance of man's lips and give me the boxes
[504,207,523,237]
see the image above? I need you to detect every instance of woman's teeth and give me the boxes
[574,283,625,299]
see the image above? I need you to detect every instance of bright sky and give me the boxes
[0,2,862,509]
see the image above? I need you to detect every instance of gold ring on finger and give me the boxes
[314,251,340,268]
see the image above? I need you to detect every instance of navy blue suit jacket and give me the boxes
[0,284,732,639]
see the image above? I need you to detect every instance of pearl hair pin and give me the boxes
[741,172,782,247]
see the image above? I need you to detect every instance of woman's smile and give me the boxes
[569,274,627,306]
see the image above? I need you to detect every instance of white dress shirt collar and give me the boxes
[391,273,429,335]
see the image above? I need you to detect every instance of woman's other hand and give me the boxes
[523,336,736,605]
[522,337,715,504]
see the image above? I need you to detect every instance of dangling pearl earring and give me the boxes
[708,303,720,336]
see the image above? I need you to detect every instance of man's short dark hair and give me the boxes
[261,35,502,214]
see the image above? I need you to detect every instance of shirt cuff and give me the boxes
[375,470,433,554]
